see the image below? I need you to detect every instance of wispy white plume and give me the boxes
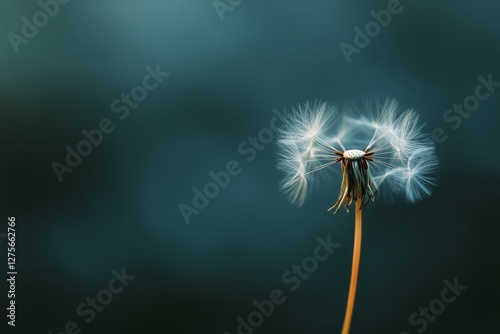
[277,98,438,210]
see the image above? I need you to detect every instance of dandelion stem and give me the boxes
[341,196,362,334]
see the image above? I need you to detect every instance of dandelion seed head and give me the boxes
[277,98,438,210]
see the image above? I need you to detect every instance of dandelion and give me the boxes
[277,99,438,334]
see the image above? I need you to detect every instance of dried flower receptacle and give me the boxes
[329,149,378,213]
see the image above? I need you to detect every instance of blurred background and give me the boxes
[1,0,499,333]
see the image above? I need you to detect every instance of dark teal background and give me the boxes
[1,1,499,333]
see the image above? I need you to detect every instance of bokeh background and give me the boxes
[1,0,500,333]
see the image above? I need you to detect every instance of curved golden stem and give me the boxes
[341,197,362,334]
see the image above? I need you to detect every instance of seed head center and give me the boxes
[343,149,365,161]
